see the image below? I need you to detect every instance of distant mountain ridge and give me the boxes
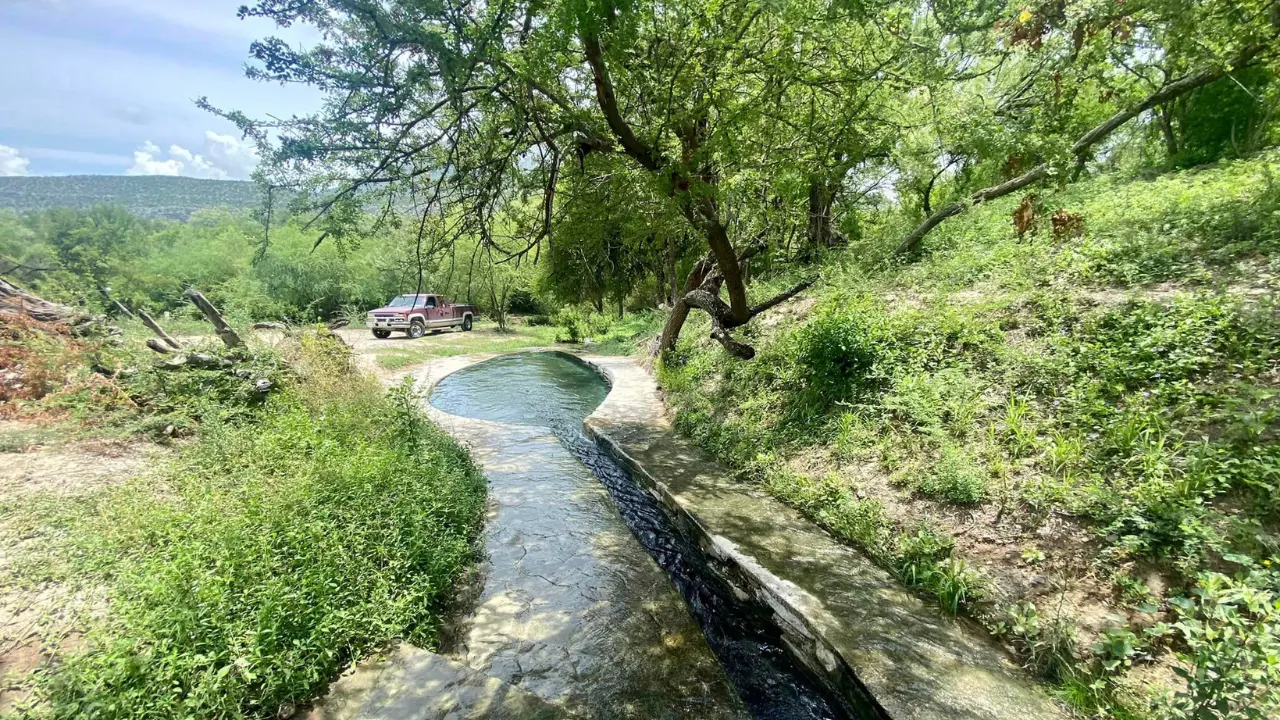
[0,175,264,220]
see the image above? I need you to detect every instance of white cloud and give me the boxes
[126,131,257,180]
[203,131,258,179]
[0,145,31,176]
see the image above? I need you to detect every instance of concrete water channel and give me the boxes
[311,351,1071,720]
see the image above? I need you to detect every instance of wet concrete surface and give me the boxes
[309,645,565,720]
[422,354,750,719]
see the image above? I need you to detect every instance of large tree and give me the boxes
[215,0,953,358]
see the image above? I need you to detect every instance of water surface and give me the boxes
[431,352,845,720]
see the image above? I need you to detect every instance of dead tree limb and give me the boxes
[138,309,182,350]
[682,274,818,360]
[97,286,136,320]
[183,289,243,349]
[895,45,1266,255]
[146,338,174,355]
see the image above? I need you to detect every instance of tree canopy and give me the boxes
[210,0,1280,356]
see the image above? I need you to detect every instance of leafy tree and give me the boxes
[213,0,968,358]
[894,0,1280,253]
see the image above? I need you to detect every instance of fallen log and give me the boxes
[98,286,136,320]
[0,278,86,325]
[146,339,174,355]
[159,353,234,370]
[138,309,182,350]
[184,289,243,349]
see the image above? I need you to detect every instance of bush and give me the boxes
[996,601,1078,681]
[918,442,988,504]
[790,298,890,410]
[554,306,614,343]
[1158,569,1280,719]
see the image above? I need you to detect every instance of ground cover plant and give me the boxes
[658,152,1280,718]
[0,321,486,719]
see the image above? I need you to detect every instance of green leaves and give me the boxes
[1163,571,1280,719]
[29,340,486,719]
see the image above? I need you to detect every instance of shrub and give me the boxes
[996,601,1078,681]
[554,306,614,343]
[791,299,890,409]
[918,442,988,503]
[1157,570,1280,719]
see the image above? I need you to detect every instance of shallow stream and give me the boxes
[430,352,846,720]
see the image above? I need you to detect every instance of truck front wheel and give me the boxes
[407,320,426,339]
[462,316,473,331]
[372,329,391,339]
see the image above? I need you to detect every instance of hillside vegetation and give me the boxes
[0,176,262,220]
[659,152,1280,718]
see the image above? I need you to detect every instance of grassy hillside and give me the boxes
[659,152,1280,719]
[0,176,262,220]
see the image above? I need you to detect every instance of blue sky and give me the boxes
[0,0,323,178]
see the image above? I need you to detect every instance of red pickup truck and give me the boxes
[366,294,477,338]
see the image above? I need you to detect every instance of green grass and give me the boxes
[368,313,661,371]
[658,151,1280,718]
[371,321,561,370]
[4,333,486,719]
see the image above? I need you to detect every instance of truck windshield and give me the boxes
[388,295,424,307]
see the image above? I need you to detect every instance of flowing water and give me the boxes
[430,352,846,720]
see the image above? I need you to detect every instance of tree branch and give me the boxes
[580,31,664,172]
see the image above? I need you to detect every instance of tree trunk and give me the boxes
[583,28,816,358]
[805,179,844,258]
[1158,104,1180,158]
[667,239,679,306]
[655,256,714,355]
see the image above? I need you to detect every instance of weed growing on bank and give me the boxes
[658,153,1280,718]
[6,333,486,719]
